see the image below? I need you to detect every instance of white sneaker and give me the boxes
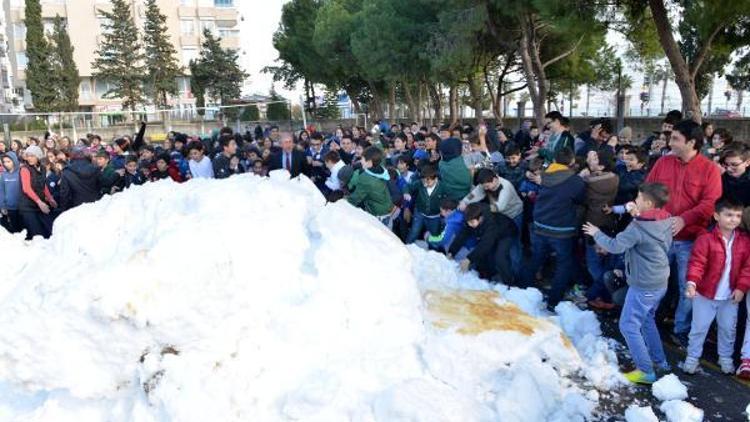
[719,358,735,375]
[682,357,699,374]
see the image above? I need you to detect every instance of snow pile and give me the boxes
[652,373,689,401]
[0,173,621,421]
[659,400,704,422]
[624,405,658,422]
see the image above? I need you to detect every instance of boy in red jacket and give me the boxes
[683,198,750,375]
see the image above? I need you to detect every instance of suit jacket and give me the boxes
[269,149,310,178]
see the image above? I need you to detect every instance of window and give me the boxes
[217,28,239,38]
[199,19,215,35]
[181,48,198,67]
[16,52,27,69]
[214,0,233,7]
[80,80,92,99]
[180,19,195,35]
[13,24,25,39]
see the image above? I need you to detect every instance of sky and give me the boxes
[236,1,744,117]
[237,0,301,100]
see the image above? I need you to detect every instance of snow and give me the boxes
[746,402,750,421]
[652,374,689,401]
[659,400,704,422]
[0,172,623,421]
[624,405,659,422]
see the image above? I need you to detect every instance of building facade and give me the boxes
[3,0,239,113]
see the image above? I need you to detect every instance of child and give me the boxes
[615,146,647,206]
[583,182,673,384]
[95,150,120,196]
[117,155,147,189]
[187,141,214,179]
[427,199,468,253]
[0,152,22,233]
[720,147,750,230]
[463,134,492,173]
[448,202,516,283]
[150,153,183,182]
[683,198,750,375]
[438,138,472,202]
[519,157,543,202]
[404,165,448,243]
[251,160,266,177]
[346,146,395,228]
[497,145,526,192]
[324,150,345,193]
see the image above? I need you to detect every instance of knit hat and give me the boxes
[412,149,429,161]
[24,145,43,160]
[618,126,633,140]
[439,138,462,161]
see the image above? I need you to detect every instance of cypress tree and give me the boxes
[24,0,55,112]
[49,15,79,112]
[189,29,247,110]
[92,0,146,112]
[143,0,181,109]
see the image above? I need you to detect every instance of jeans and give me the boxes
[743,296,750,359]
[406,212,441,244]
[668,241,694,335]
[509,213,523,279]
[20,210,52,240]
[688,294,738,360]
[525,232,574,307]
[619,286,668,373]
[585,244,620,302]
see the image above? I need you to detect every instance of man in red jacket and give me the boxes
[683,198,750,375]
[645,120,722,346]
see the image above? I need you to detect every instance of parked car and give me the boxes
[711,108,742,118]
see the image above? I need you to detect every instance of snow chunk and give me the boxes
[660,400,704,422]
[624,405,658,422]
[0,174,622,421]
[652,374,689,401]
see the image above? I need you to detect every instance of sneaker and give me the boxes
[718,358,735,375]
[565,285,587,304]
[655,362,672,376]
[588,298,616,311]
[624,369,657,385]
[670,332,689,349]
[736,359,750,380]
[682,357,699,375]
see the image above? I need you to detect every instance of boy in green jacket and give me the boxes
[404,165,448,243]
[347,146,395,228]
[438,138,472,201]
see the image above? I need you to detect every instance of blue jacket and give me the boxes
[533,165,586,238]
[428,210,465,251]
[615,167,646,205]
[0,152,21,210]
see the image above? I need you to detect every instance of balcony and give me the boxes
[10,8,24,22]
[220,35,239,50]
[41,4,67,19]
[178,6,196,18]
[214,7,237,22]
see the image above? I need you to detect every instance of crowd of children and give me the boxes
[1,111,750,386]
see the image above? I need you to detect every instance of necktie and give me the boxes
[285,153,291,171]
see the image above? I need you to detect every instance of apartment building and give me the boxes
[3,0,240,112]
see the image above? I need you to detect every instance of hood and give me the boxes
[585,172,618,195]
[633,216,673,244]
[439,138,462,161]
[2,151,19,171]
[364,165,391,181]
[541,165,576,187]
[446,210,464,224]
[67,159,100,180]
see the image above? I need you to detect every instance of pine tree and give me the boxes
[143,0,182,109]
[24,0,55,112]
[190,29,247,109]
[315,90,341,120]
[266,88,290,121]
[92,0,146,112]
[49,15,79,112]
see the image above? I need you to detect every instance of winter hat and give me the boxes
[439,138,462,161]
[337,164,355,187]
[24,145,43,160]
[70,146,88,160]
[412,149,429,161]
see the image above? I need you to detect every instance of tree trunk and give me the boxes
[468,73,484,122]
[648,0,702,122]
[737,89,744,113]
[660,76,668,115]
[518,14,547,129]
[428,82,443,121]
[388,82,397,120]
[367,81,384,121]
[416,81,424,123]
[402,79,419,123]
[449,83,459,126]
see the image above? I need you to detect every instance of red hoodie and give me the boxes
[687,228,750,298]
[646,154,722,241]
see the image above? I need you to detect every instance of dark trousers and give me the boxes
[20,210,52,240]
[524,232,574,307]
[472,236,514,284]
[1,209,23,233]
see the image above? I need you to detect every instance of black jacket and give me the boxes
[449,205,517,263]
[59,159,101,210]
[213,154,232,179]
[268,149,310,178]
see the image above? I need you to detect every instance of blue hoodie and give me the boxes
[0,152,21,210]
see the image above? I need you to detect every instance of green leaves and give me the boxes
[189,29,248,109]
[24,0,56,112]
[49,15,79,112]
[92,0,147,111]
[143,0,182,109]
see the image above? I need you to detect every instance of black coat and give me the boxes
[449,205,517,263]
[59,159,101,211]
[268,149,310,178]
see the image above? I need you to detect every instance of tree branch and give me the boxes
[689,23,726,81]
[499,84,528,97]
[541,35,585,69]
